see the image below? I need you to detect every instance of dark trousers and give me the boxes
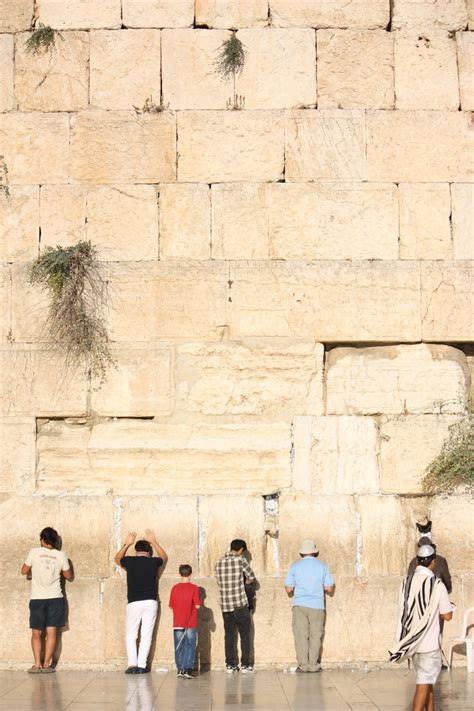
[223,606,251,667]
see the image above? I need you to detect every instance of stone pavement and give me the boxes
[0,668,472,710]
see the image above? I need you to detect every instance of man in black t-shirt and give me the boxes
[114,529,168,674]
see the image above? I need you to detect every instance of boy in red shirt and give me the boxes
[169,564,201,678]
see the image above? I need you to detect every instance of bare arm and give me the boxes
[21,564,31,576]
[440,611,452,621]
[145,529,168,563]
[62,568,74,581]
[114,532,136,566]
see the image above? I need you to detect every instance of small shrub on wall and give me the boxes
[215,31,246,110]
[422,413,474,495]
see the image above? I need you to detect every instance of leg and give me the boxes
[183,628,197,671]
[307,609,325,672]
[292,607,310,671]
[31,629,43,668]
[234,607,251,667]
[223,612,237,667]
[126,602,142,668]
[137,600,158,669]
[426,685,435,711]
[174,629,186,672]
[43,627,57,668]
[412,684,430,711]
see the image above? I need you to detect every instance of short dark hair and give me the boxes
[230,539,247,552]
[417,553,436,567]
[179,564,192,577]
[40,527,59,548]
[135,540,152,556]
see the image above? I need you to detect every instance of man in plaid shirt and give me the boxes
[215,539,256,673]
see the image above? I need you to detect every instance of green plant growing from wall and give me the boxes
[0,156,10,198]
[25,23,63,55]
[133,95,170,114]
[28,241,113,383]
[215,31,246,110]
[421,413,473,495]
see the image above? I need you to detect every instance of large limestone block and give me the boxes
[285,110,366,181]
[90,344,172,416]
[122,0,194,28]
[235,28,317,109]
[367,111,473,182]
[392,0,468,30]
[451,184,474,259]
[39,185,86,246]
[394,31,459,110]
[106,262,227,341]
[251,578,294,665]
[9,263,49,341]
[55,579,103,664]
[0,346,88,416]
[326,344,470,415]
[469,0,474,28]
[0,417,35,494]
[36,420,292,495]
[159,184,211,259]
[431,497,474,574]
[0,113,69,184]
[176,341,324,418]
[15,31,89,111]
[421,262,474,341]
[228,261,421,342]
[399,183,452,259]
[268,183,398,259]
[0,579,33,663]
[293,416,380,495]
[279,494,356,576]
[0,0,32,31]
[457,32,474,110]
[317,30,394,109]
[70,111,176,184]
[379,415,459,494]
[90,30,161,110]
[0,34,13,111]
[161,29,230,109]
[211,183,269,259]
[269,0,389,28]
[177,111,284,182]
[38,0,122,29]
[0,264,11,342]
[196,0,268,27]
[120,496,198,572]
[0,186,39,262]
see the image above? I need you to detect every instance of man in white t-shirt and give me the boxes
[21,527,73,673]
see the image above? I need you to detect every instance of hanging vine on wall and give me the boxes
[0,155,10,198]
[25,23,63,55]
[421,413,474,495]
[215,31,246,110]
[28,241,113,383]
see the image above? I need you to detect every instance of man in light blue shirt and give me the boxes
[284,539,335,673]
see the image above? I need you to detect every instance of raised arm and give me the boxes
[114,532,137,565]
[145,529,168,563]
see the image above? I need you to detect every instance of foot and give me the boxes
[136,667,149,674]
[308,667,322,673]
[177,669,185,678]
[125,667,138,674]
[42,666,56,674]
[182,671,194,679]
[241,665,254,674]
[226,665,238,673]
[27,666,42,674]
[295,666,308,673]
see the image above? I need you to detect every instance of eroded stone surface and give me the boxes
[431,497,474,574]
[0,265,11,343]
[38,0,122,29]
[0,0,32,32]
[270,0,389,28]
[451,184,474,260]
[122,0,194,28]
[211,183,269,259]
[421,262,474,341]
[399,183,452,259]
[392,0,468,30]
[0,34,13,111]
[0,417,35,494]
[159,184,211,259]
[196,0,268,27]
[0,186,39,262]
[457,32,474,111]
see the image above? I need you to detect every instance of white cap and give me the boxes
[299,539,319,555]
[417,544,435,558]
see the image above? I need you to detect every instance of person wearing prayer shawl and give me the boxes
[389,544,453,711]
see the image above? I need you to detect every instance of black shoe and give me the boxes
[125,667,138,674]
[226,665,238,673]
[136,667,149,674]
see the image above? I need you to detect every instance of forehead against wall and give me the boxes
[0,0,473,668]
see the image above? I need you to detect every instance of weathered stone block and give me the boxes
[379,415,459,494]
[326,344,470,415]
[469,0,474,28]
[421,262,474,341]
[367,111,473,182]
[0,579,33,662]
[10,263,49,341]
[431,497,474,574]
[0,34,13,111]
[159,184,210,259]
[196,0,268,27]
[90,30,161,110]
[0,264,11,343]
[162,29,229,109]
[457,32,474,111]
[38,0,121,29]
[211,183,269,259]
[36,420,292,495]
[122,0,194,28]
[70,111,176,184]
[235,28,316,109]
[0,0,32,32]
[0,417,35,494]
[176,341,324,418]
[0,113,69,184]
[279,494,357,576]
[229,261,421,342]
[177,111,284,182]
[56,579,103,664]
[268,183,398,259]
[293,416,380,495]
[285,110,366,181]
[270,0,389,28]
[394,31,459,109]
[91,344,172,416]
[15,31,89,111]
[451,184,474,259]
[0,186,39,262]
[317,30,394,109]
[392,0,468,30]
[39,185,86,246]
[399,183,452,259]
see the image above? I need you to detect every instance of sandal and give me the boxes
[42,666,56,674]
[28,666,42,674]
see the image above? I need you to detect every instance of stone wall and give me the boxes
[0,0,473,669]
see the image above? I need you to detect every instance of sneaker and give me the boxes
[226,665,238,673]
[177,669,185,678]
[182,671,194,679]
[241,665,254,674]
[125,667,138,674]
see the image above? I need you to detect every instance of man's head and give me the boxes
[135,540,152,557]
[40,527,59,549]
[299,539,319,558]
[417,544,436,569]
[179,564,192,578]
[230,539,247,555]
[418,536,437,553]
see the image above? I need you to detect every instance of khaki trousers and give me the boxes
[292,606,325,672]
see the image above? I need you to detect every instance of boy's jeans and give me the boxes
[174,627,197,670]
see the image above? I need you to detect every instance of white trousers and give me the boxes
[126,599,158,668]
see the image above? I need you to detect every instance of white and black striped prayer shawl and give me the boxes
[389,571,443,663]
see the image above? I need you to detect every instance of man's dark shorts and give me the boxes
[29,598,65,629]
